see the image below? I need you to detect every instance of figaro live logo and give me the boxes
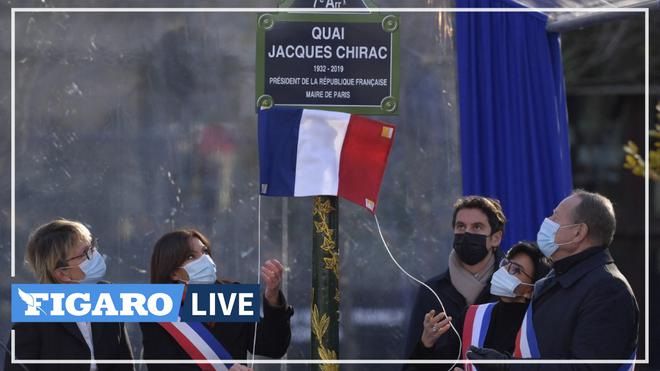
[11,284,260,323]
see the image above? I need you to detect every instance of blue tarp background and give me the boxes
[457,0,574,250]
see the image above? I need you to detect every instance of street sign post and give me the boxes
[256,6,399,369]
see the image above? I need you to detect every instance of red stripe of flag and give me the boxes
[462,305,478,359]
[462,305,478,371]
[513,328,523,358]
[338,115,395,214]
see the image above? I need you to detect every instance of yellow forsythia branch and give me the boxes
[622,101,660,181]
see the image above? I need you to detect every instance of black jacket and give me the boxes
[4,322,134,371]
[404,250,503,370]
[409,300,529,366]
[140,290,293,370]
[509,247,639,371]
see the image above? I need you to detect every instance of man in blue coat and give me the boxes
[468,190,639,370]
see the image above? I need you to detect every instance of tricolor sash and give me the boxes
[513,305,637,371]
[159,322,235,371]
[461,302,497,371]
[513,303,540,358]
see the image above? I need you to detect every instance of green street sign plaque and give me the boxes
[256,12,400,115]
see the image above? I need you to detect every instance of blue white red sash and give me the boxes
[159,321,235,371]
[513,303,540,358]
[461,302,497,371]
[513,304,637,370]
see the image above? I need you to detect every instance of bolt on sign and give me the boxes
[256,12,400,115]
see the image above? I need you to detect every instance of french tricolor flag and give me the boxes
[258,107,396,213]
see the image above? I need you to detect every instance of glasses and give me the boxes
[499,258,532,280]
[65,238,98,263]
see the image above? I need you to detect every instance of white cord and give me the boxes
[374,214,462,371]
[250,195,262,370]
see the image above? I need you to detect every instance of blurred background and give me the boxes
[0,1,657,370]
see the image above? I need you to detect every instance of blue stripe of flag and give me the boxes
[616,349,637,371]
[258,107,303,196]
[526,304,541,358]
[478,302,496,346]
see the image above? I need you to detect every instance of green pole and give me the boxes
[272,3,341,370]
[272,2,386,369]
[311,196,339,371]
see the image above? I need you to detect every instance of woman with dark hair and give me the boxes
[411,241,551,369]
[140,229,293,371]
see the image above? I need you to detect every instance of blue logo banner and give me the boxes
[180,284,261,322]
[12,284,184,322]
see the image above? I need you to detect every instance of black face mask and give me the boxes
[453,232,489,265]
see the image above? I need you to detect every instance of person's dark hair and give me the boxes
[150,228,212,283]
[452,196,507,236]
[570,189,616,247]
[506,241,552,282]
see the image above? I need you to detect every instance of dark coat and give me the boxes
[509,247,639,371]
[403,250,503,370]
[4,321,134,371]
[140,291,293,370]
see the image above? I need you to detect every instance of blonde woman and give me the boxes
[6,219,134,371]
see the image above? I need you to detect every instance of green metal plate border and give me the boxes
[256,12,400,115]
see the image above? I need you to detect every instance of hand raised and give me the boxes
[261,259,285,306]
[420,310,452,348]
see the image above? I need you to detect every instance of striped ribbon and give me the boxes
[461,302,497,371]
[159,321,235,371]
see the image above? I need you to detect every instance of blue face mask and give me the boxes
[536,218,580,258]
[182,254,217,284]
[78,250,107,283]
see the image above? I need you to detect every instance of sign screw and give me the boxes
[257,95,274,109]
[259,14,275,30]
[381,96,397,113]
[382,15,399,33]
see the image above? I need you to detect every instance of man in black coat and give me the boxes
[468,190,639,370]
[404,196,507,370]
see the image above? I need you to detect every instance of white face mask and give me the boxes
[182,254,217,284]
[490,266,533,298]
[78,250,107,283]
[536,218,580,258]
